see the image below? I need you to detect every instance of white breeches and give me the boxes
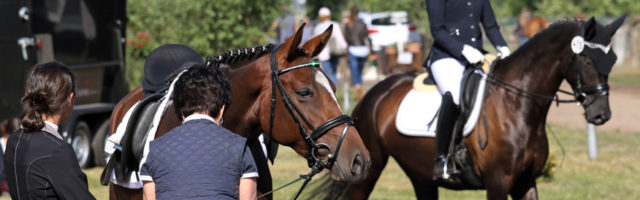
[430,58,465,105]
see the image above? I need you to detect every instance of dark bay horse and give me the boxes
[108,24,370,199]
[347,16,625,199]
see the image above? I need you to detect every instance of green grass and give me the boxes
[609,76,640,84]
[3,124,635,200]
[610,69,640,84]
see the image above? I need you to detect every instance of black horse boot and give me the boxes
[433,92,460,180]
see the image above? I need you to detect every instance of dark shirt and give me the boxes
[426,0,507,62]
[4,127,95,200]
[140,118,258,200]
[344,19,369,47]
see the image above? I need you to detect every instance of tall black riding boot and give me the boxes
[433,92,460,180]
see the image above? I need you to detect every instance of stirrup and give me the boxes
[433,157,451,180]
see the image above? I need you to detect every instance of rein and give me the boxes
[258,45,353,199]
[485,49,609,107]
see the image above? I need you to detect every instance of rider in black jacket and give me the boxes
[425,0,510,180]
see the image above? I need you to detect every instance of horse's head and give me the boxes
[261,23,370,183]
[564,15,626,125]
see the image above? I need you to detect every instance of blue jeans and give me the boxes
[348,53,368,85]
[321,56,340,84]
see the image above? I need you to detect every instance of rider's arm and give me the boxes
[426,0,466,58]
[480,0,507,48]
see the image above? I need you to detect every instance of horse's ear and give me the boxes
[301,24,333,58]
[606,14,627,37]
[281,23,306,62]
[583,17,597,40]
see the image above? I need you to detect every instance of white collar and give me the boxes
[183,113,217,124]
[44,120,59,132]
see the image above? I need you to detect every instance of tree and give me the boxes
[124,0,287,88]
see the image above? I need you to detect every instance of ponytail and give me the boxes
[20,62,75,132]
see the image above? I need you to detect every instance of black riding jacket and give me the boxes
[4,125,95,200]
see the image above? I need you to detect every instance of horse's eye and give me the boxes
[296,88,314,98]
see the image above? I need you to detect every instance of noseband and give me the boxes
[268,44,353,171]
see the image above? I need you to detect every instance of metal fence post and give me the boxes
[587,123,598,160]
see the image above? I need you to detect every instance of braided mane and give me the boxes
[205,44,276,68]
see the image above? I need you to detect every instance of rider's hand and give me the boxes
[497,46,511,59]
[462,45,484,64]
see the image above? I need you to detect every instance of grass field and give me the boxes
[8,123,629,200]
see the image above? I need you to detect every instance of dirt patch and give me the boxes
[548,82,640,133]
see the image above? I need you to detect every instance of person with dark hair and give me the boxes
[344,6,370,101]
[3,62,95,199]
[142,44,203,97]
[140,64,258,200]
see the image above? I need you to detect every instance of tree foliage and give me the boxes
[124,0,287,88]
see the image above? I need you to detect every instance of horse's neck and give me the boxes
[490,47,570,129]
[223,58,269,140]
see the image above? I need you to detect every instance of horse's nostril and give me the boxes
[351,154,363,176]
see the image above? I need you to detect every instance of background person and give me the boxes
[140,64,258,200]
[344,6,370,101]
[425,0,511,180]
[314,7,348,85]
[4,62,95,199]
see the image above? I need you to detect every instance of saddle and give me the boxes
[396,55,495,137]
[101,93,163,185]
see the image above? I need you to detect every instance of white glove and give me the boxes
[497,46,511,59]
[461,45,484,64]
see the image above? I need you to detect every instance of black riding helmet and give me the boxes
[142,44,203,97]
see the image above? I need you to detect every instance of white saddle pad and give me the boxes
[396,70,488,137]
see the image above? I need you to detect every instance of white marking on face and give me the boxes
[315,71,343,113]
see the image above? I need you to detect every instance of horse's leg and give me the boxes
[407,176,438,200]
[248,139,273,200]
[348,150,389,200]
[109,184,142,200]
[510,180,539,200]
[483,173,512,200]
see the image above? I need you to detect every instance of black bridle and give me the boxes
[259,45,353,199]
[486,35,610,107]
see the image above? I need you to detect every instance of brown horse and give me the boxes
[525,16,548,38]
[345,16,626,199]
[107,24,370,199]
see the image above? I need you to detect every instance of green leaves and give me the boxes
[124,0,287,89]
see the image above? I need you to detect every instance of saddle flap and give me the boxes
[132,101,161,161]
[116,93,163,182]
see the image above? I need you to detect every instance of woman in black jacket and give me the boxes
[4,62,95,199]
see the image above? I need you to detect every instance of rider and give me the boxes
[425,0,510,180]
